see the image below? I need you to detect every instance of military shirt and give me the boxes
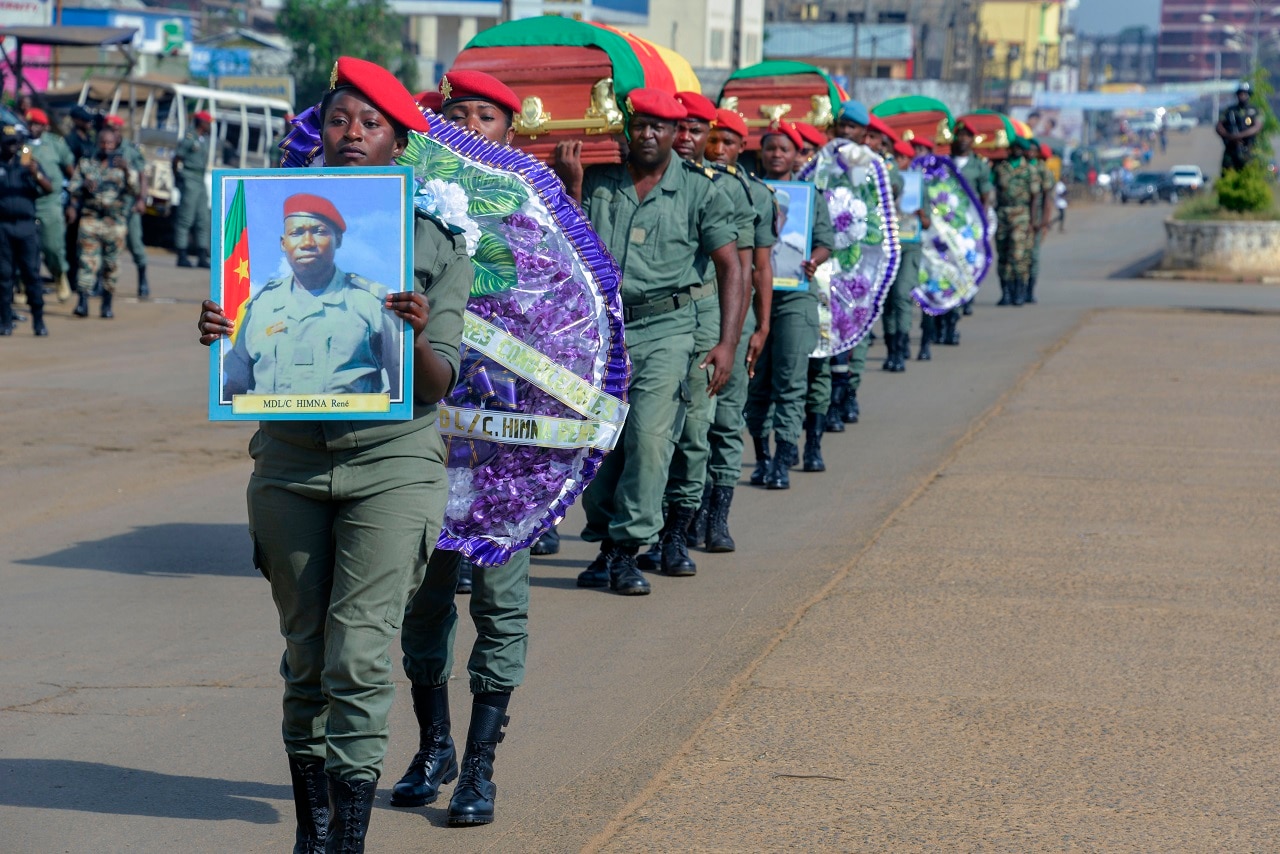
[580,156,737,309]
[954,154,994,204]
[67,154,136,219]
[175,131,210,181]
[746,174,778,250]
[0,151,47,221]
[254,211,472,454]
[1220,103,1261,145]
[29,134,73,214]
[994,157,1041,217]
[119,140,147,201]
[224,265,402,398]
[66,128,95,162]
[708,161,757,251]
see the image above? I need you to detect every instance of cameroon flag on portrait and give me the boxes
[222,180,250,342]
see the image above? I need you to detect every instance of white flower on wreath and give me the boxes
[415,178,481,255]
[828,187,868,249]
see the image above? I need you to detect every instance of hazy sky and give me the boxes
[1073,0,1161,35]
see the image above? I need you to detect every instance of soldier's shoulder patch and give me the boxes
[346,273,390,300]
[682,158,718,181]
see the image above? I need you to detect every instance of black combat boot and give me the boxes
[881,332,896,371]
[750,435,771,486]
[32,306,48,337]
[842,388,860,424]
[455,558,473,595]
[446,700,510,826]
[943,311,961,345]
[73,290,89,317]
[325,776,377,853]
[137,265,149,299]
[576,541,612,588]
[918,318,933,361]
[767,440,795,490]
[287,757,328,854]
[962,298,973,316]
[196,250,211,269]
[99,290,114,319]
[659,506,697,577]
[802,413,825,472]
[607,545,650,595]
[997,278,1011,306]
[826,376,847,433]
[530,525,560,556]
[705,485,736,552]
[1011,278,1026,306]
[1025,276,1038,304]
[890,332,907,372]
[391,683,458,808]
[176,251,193,268]
[687,483,712,548]
[637,510,665,571]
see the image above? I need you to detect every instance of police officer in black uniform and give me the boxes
[0,124,54,336]
[1217,81,1263,174]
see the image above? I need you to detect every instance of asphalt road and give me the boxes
[2,128,1275,852]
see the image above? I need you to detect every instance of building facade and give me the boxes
[1157,0,1280,84]
[978,0,1065,109]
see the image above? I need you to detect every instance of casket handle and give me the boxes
[513,79,626,139]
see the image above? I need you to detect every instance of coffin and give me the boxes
[873,95,954,154]
[953,110,1020,159]
[454,17,697,165]
[717,61,847,151]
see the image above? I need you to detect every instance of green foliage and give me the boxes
[1218,160,1273,213]
[277,0,417,111]
[1245,66,1280,159]
[471,232,518,297]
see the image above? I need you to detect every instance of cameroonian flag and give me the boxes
[222,180,250,342]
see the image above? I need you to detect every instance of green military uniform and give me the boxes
[173,128,210,261]
[993,150,1042,305]
[579,157,736,549]
[119,139,148,272]
[223,266,402,397]
[1028,157,1054,302]
[663,161,754,514]
[247,211,470,783]
[882,161,916,357]
[950,153,994,328]
[67,154,135,296]
[29,132,73,285]
[744,180,834,466]
[708,169,776,489]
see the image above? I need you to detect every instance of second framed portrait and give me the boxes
[765,180,815,291]
[208,167,415,421]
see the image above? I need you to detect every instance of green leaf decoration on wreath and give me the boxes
[471,231,518,297]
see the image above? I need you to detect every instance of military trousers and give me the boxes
[707,312,755,488]
[996,213,1033,282]
[127,208,146,268]
[582,315,695,548]
[883,241,919,338]
[401,549,530,695]
[173,180,209,254]
[845,337,869,391]
[0,218,42,327]
[805,356,832,416]
[35,205,67,279]
[246,433,447,782]
[745,290,818,445]
[664,292,720,510]
[76,214,126,295]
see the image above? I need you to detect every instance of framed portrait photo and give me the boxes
[765,180,815,292]
[208,167,415,421]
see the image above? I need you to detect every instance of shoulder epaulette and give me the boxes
[682,158,718,181]
[345,273,390,300]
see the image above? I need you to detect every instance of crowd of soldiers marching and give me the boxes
[0,101,212,335]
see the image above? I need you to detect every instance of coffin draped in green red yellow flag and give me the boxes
[717,61,848,151]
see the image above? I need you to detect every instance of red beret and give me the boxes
[892,138,915,159]
[762,120,803,150]
[24,108,48,125]
[625,88,687,122]
[284,193,347,233]
[794,122,827,147]
[415,91,443,112]
[104,114,126,128]
[331,56,429,134]
[909,135,934,151]
[714,108,748,139]
[193,110,213,124]
[674,91,717,122]
[1039,142,1052,159]
[867,115,897,143]
[439,69,521,115]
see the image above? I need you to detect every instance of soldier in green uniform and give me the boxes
[197,57,472,852]
[66,125,136,320]
[105,115,151,298]
[391,69,533,829]
[636,90,753,575]
[24,109,75,303]
[878,126,916,373]
[945,117,994,334]
[827,101,873,429]
[64,106,96,290]
[700,106,775,551]
[553,88,742,596]
[993,136,1041,307]
[222,194,403,398]
[745,121,834,490]
[173,110,211,268]
[1026,140,1055,305]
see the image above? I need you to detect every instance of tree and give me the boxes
[277,0,418,111]
[1245,65,1280,161]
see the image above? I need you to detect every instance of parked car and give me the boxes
[1164,112,1199,132]
[1120,172,1180,204]
[1169,165,1205,193]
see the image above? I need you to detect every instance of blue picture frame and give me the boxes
[765,180,815,292]
[208,166,416,421]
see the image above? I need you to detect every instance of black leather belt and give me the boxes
[623,292,693,323]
